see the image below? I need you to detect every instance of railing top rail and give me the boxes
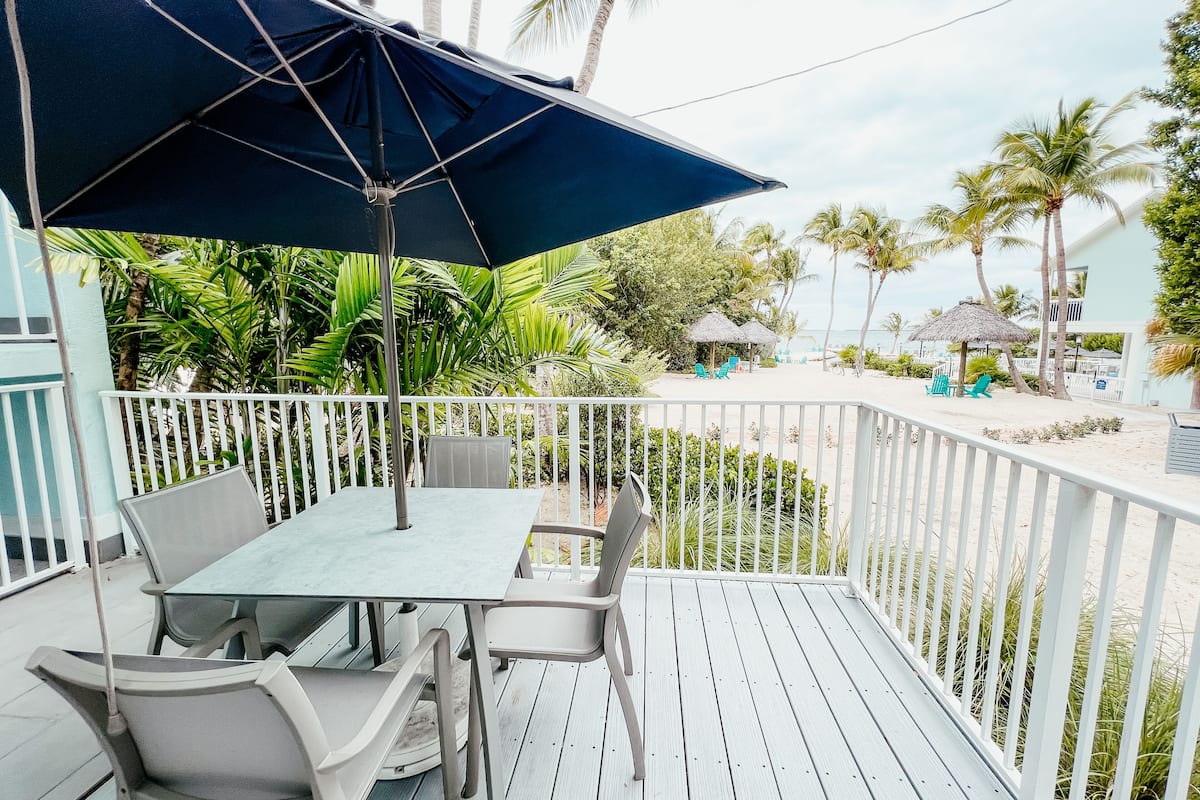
[0,380,65,394]
[98,390,864,407]
[862,401,1200,527]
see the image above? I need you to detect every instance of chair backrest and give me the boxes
[26,648,328,800]
[730,357,739,367]
[694,363,706,377]
[934,374,949,390]
[974,374,992,390]
[424,436,512,489]
[595,474,652,598]
[120,467,268,587]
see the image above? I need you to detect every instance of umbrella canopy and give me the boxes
[738,319,776,345]
[686,310,743,374]
[1088,348,1122,359]
[908,300,1032,396]
[0,0,781,266]
[0,0,782,531]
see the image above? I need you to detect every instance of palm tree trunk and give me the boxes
[1036,215,1052,396]
[822,252,838,371]
[467,0,482,48]
[422,0,442,36]
[116,235,159,391]
[974,251,1031,394]
[1052,208,1070,400]
[575,0,615,95]
[855,271,874,376]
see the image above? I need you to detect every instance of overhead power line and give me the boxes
[633,0,1015,118]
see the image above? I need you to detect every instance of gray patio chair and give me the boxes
[120,466,352,659]
[25,629,460,800]
[464,474,652,791]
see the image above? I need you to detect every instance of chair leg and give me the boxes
[616,605,633,677]
[366,601,386,666]
[347,602,360,649]
[432,638,460,800]
[147,604,166,655]
[605,645,645,781]
[463,677,481,798]
[516,548,533,579]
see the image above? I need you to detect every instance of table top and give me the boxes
[169,486,544,604]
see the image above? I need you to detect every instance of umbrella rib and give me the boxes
[395,103,554,191]
[44,27,349,222]
[234,0,368,183]
[377,39,492,266]
[195,124,361,192]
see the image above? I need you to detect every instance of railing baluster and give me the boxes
[867,415,892,600]
[894,427,924,631]
[809,405,826,578]
[772,404,785,575]
[660,403,669,574]
[980,461,1023,740]
[140,398,160,491]
[753,403,766,575]
[184,399,200,477]
[123,397,146,492]
[642,401,650,570]
[2,393,34,577]
[960,452,998,715]
[879,418,903,609]
[1164,599,1200,800]
[886,422,913,621]
[294,401,311,507]
[376,400,389,488]
[361,401,373,487]
[943,446,978,696]
[200,398,215,475]
[927,441,959,675]
[830,405,846,576]
[1067,497,1127,800]
[26,391,56,568]
[717,403,727,575]
[792,406,806,576]
[681,403,690,572]
[1112,513,1177,800]
[1005,470,1050,767]
[910,432,939,653]
[847,406,876,590]
[735,403,747,572]
[246,400,266,505]
[170,398,186,481]
[154,398,171,484]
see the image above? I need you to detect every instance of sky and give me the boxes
[375,0,1181,330]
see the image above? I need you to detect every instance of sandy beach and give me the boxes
[648,361,1200,623]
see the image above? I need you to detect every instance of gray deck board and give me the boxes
[3,563,1015,800]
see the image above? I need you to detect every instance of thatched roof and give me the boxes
[908,300,1034,344]
[686,310,744,343]
[738,319,776,345]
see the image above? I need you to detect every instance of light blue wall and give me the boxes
[0,204,121,549]
[1071,214,1160,328]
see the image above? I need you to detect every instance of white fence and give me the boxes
[101,391,1200,799]
[0,197,53,342]
[0,381,83,595]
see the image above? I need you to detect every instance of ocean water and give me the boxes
[783,329,947,355]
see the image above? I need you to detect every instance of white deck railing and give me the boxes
[0,198,53,343]
[100,391,1200,799]
[0,381,83,595]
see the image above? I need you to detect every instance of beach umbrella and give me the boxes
[0,0,780,735]
[908,300,1033,397]
[738,319,776,372]
[686,310,744,373]
[1089,348,1122,359]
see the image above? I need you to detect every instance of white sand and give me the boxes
[648,362,1200,623]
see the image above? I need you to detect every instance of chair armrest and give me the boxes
[529,523,605,539]
[181,617,263,659]
[139,581,175,597]
[315,629,450,774]
[493,592,621,612]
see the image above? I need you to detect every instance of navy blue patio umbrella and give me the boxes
[0,0,782,532]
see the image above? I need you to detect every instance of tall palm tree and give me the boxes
[423,0,442,36]
[508,0,657,95]
[468,0,483,47]
[996,94,1155,399]
[918,166,1034,393]
[804,202,851,370]
[843,207,918,376]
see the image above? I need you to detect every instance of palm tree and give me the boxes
[917,166,1033,393]
[804,202,851,370]
[992,284,1037,320]
[880,312,907,353]
[996,94,1155,399]
[843,207,916,376]
[423,0,442,36]
[1147,315,1200,409]
[468,0,483,47]
[508,0,657,95]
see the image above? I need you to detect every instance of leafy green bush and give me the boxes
[966,355,999,383]
[760,356,777,368]
[839,344,859,362]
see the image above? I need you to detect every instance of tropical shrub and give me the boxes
[966,355,999,383]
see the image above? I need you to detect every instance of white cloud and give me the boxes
[378,0,1179,328]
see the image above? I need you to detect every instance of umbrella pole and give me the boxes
[6,0,125,733]
[958,342,968,397]
[365,38,410,530]
[709,342,715,375]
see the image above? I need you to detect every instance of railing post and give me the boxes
[46,386,85,566]
[846,404,876,594]
[568,401,582,580]
[1019,479,1096,800]
[308,400,331,501]
[100,393,137,555]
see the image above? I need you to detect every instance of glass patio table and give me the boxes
[169,485,545,800]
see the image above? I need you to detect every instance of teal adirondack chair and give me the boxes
[694,363,711,379]
[728,356,740,372]
[964,374,993,398]
[925,374,951,397]
[715,364,731,379]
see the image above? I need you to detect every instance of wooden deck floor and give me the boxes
[2,559,1013,800]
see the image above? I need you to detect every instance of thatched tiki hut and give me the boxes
[738,319,776,372]
[686,310,744,373]
[908,300,1033,397]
